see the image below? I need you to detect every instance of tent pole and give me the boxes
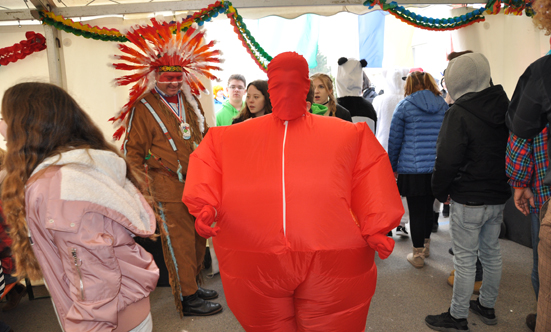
[29,0,66,88]
[43,24,67,89]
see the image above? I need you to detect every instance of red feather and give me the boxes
[112,17,222,138]
[113,126,126,141]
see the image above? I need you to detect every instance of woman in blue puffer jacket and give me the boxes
[388,70,448,268]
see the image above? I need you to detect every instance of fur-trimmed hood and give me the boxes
[31,149,154,234]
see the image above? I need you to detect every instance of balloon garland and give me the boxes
[226,5,272,72]
[40,10,127,42]
[0,31,47,66]
[23,0,535,70]
[37,1,272,72]
[363,0,533,31]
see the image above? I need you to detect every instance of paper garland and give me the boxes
[363,0,533,31]
[16,0,535,71]
[0,31,47,66]
[38,1,272,72]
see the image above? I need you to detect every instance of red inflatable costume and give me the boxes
[183,52,403,332]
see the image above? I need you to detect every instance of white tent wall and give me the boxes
[205,17,268,84]
[61,21,133,146]
[450,9,549,97]
[377,7,549,98]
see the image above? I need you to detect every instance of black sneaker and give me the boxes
[387,230,392,237]
[425,309,469,331]
[396,225,409,237]
[469,298,497,325]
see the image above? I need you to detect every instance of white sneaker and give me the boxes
[396,226,409,238]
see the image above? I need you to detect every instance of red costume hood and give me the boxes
[267,52,310,121]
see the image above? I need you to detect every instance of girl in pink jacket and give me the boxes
[0,82,159,332]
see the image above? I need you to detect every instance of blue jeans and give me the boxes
[531,213,540,299]
[449,200,504,319]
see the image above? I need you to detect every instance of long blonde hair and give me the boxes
[404,71,442,97]
[1,82,147,280]
[310,73,338,117]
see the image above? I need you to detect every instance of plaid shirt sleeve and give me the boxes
[506,131,534,189]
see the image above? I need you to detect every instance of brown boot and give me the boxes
[447,275,483,295]
[2,283,27,312]
[407,247,425,268]
[423,238,431,258]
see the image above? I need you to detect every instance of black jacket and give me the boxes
[506,55,551,184]
[432,85,511,205]
[337,96,377,131]
[335,104,353,122]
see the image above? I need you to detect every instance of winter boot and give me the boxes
[424,238,431,258]
[407,247,425,268]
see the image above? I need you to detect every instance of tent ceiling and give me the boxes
[0,0,484,21]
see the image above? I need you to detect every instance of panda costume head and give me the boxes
[335,57,377,132]
[336,57,368,98]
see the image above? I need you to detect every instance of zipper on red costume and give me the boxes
[282,121,288,238]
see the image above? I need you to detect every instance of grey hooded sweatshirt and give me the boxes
[432,53,511,205]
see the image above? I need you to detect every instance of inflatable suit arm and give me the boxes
[351,124,404,259]
[182,129,223,238]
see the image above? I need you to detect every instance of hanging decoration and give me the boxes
[363,0,533,31]
[28,0,533,70]
[37,1,271,72]
[226,5,272,72]
[39,11,127,42]
[0,31,47,66]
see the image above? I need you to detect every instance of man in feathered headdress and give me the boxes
[111,18,223,317]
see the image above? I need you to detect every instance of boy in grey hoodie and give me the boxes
[426,53,511,332]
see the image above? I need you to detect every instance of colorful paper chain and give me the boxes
[38,1,272,72]
[364,0,533,31]
[226,4,272,72]
[36,0,532,70]
[40,10,127,42]
[0,31,47,66]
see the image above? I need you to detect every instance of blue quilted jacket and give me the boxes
[388,90,448,174]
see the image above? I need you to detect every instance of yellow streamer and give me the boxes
[42,10,125,38]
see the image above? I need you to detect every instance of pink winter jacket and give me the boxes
[24,149,159,332]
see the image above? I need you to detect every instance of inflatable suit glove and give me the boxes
[364,233,395,260]
[195,205,220,239]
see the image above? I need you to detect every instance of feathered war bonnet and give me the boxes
[110,18,222,140]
